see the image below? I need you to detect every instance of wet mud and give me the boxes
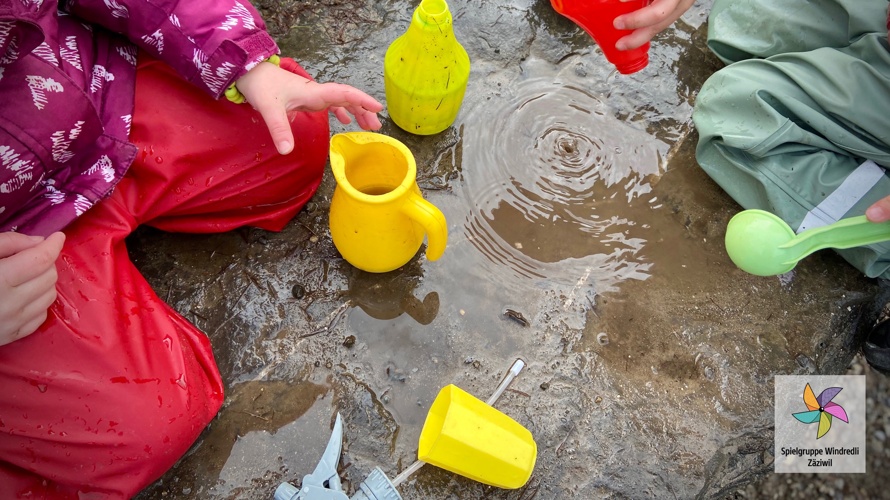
[132,1,880,498]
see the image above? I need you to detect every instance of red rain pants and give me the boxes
[0,55,329,498]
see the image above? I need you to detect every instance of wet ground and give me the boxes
[132,0,886,498]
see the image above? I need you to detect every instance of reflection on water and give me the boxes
[458,62,668,299]
[211,393,332,498]
[346,267,440,325]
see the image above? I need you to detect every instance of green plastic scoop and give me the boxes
[725,209,890,276]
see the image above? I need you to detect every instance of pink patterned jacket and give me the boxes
[0,0,279,236]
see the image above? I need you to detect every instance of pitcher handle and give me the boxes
[401,192,448,261]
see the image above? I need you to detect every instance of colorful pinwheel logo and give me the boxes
[792,383,849,439]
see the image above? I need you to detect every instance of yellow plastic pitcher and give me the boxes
[328,132,448,273]
[418,384,537,489]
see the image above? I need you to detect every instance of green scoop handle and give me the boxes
[724,209,890,276]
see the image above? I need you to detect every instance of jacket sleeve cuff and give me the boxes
[197,30,279,99]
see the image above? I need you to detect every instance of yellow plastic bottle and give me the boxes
[384,0,471,135]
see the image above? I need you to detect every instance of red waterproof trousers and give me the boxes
[0,56,329,498]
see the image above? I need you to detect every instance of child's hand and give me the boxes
[866,195,890,222]
[613,0,696,51]
[235,61,384,155]
[0,232,65,347]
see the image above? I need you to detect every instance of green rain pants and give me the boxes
[693,0,890,278]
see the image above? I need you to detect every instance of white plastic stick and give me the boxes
[390,358,526,488]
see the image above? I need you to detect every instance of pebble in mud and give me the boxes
[291,283,306,299]
[343,335,356,347]
[597,332,609,345]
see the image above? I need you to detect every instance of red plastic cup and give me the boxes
[550,0,650,74]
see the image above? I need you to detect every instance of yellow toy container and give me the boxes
[418,384,537,489]
[328,132,448,273]
[384,0,471,135]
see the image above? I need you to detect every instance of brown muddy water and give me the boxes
[132,1,882,499]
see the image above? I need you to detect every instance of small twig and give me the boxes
[300,301,351,338]
[506,388,530,397]
[190,310,208,321]
[239,410,270,421]
[518,479,540,500]
[244,270,263,290]
[211,286,257,335]
[295,219,318,238]
[555,422,575,456]
[708,296,726,314]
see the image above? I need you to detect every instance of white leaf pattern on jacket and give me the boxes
[141,29,164,54]
[193,48,235,95]
[44,179,65,205]
[26,75,63,110]
[103,0,129,19]
[89,65,114,93]
[84,155,115,183]
[220,2,257,31]
[50,120,84,164]
[33,42,59,66]
[61,36,83,71]
[0,145,34,194]
[0,21,14,54]
[23,0,44,10]
[116,45,137,66]
[1,34,20,65]
[121,114,132,135]
[73,194,92,216]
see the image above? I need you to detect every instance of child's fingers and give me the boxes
[6,302,50,344]
[315,84,383,114]
[256,103,296,155]
[10,315,47,342]
[0,232,45,259]
[1,232,64,288]
[13,264,58,302]
[357,109,382,131]
[866,196,890,222]
[614,0,680,30]
[615,28,657,51]
[330,106,353,125]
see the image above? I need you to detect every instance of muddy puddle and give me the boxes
[133,1,878,498]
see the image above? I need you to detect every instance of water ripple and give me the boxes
[456,71,669,299]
